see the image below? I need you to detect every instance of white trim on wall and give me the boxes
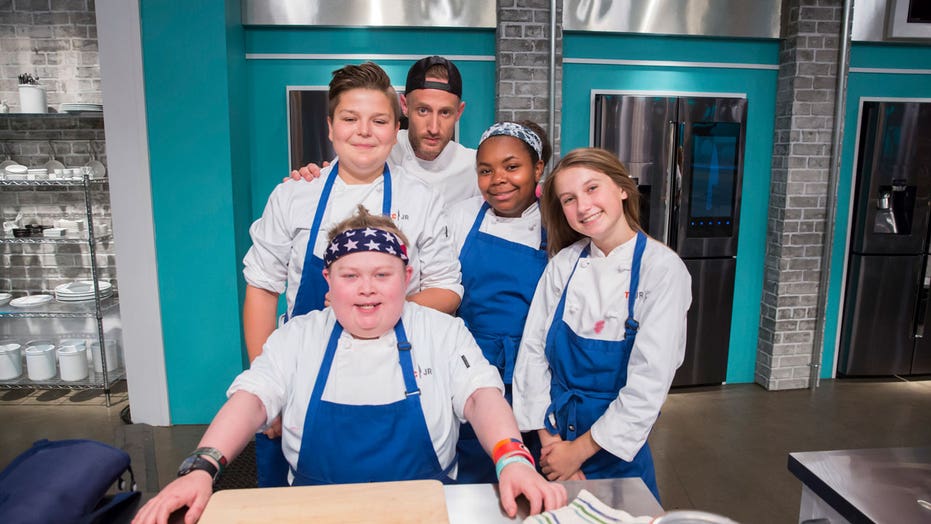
[564,57,779,71]
[95,0,170,425]
[246,53,495,61]
[849,67,931,75]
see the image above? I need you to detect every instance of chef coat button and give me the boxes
[568,424,575,432]
[580,260,590,268]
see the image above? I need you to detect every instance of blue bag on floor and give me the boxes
[0,438,140,524]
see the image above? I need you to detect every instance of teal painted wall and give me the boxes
[562,33,780,384]
[822,43,931,377]
[140,1,251,423]
[244,27,496,217]
[140,19,494,423]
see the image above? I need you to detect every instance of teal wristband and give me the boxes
[495,455,533,479]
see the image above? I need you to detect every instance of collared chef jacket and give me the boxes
[447,196,544,253]
[389,130,480,206]
[229,302,504,482]
[513,235,691,462]
[242,164,463,315]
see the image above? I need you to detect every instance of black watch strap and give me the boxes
[191,447,228,473]
[178,454,219,481]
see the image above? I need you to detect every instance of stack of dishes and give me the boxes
[54,281,112,302]
[10,295,53,308]
[60,103,103,113]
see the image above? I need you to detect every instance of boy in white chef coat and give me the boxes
[133,209,566,524]
[242,62,463,486]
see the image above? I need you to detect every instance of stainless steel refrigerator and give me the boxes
[839,101,931,376]
[593,94,747,386]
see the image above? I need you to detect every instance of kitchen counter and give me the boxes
[119,477,663,523]
[445,477,664,523]
[788,446,931,523]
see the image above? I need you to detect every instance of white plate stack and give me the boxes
[60,103,103,113]
[54,281,112,302]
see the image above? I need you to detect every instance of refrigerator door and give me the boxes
[288,89,337,171]
[839,253,922,376]
[594,95,677,243]
[673,257,735,386]
[911,255,931,374]
[674,97,748,258]
[850,102,931,256]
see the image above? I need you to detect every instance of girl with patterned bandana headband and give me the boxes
[133,207,566,524]
[447,120,552,483]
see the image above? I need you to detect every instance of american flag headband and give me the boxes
[324,227,409,267]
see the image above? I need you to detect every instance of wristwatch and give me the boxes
[177,454,219,482]
[177,447,227,481]
[191,447,228,473]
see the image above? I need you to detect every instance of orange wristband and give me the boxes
[492,438,521,457]
[493,439,532,464]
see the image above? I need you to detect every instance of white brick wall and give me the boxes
[0,0,101,113]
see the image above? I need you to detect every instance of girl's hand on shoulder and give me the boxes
[496,462,567,517]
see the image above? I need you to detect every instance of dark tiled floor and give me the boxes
[1,377,929,522]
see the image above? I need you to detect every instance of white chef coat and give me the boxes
[389,130,480,205]
[513,234,691,462]
[228,302,504,479]
[242,164,463,314]
[447,196,544,254]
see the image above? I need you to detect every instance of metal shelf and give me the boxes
[0,233,112,244]
[0,296,119,318]
[0,179,108,187]
[0,369,124,390]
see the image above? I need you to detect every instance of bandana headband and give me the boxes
[479,122,543,159]
[324,227,409,267]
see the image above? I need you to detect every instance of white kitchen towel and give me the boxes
[523,489,653,524]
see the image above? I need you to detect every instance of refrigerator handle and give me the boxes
[915,256,931,339]
[662,120,676,245]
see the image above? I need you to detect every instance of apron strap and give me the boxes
[304,323,344,431]
[394,321,420,397]
[380,163,392,215]
[623,232,648,342]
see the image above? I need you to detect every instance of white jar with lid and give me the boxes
[0,342,22,380]
[58,344,88,381]
[25,344,56,381]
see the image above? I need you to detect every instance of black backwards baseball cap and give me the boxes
[405,56,463,98]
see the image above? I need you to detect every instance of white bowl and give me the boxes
[0,292,11,306]
[4,164,26,175]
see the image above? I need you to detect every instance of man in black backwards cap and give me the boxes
[292,56,479,204]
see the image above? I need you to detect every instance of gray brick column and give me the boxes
[757,0,844,390]
[495,0,562,157]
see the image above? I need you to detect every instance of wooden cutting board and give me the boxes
[199,479,449,523]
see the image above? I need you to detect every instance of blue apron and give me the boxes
[256,161,394,487]
[291,161,393,318]
[291,321,455,485]
[542,232,660,500]
[455,202,548,484]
